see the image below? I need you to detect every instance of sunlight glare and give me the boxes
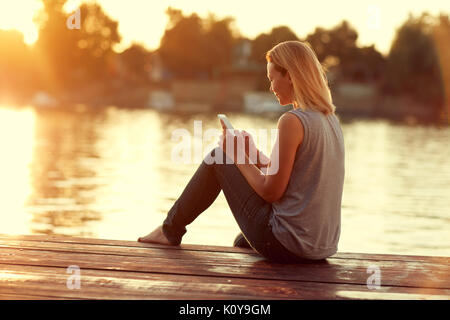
[0,0,42,44]
[0,108,36,235]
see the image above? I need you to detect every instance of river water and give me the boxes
[1,105,449,256]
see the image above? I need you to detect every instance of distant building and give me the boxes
[232,38,252,68]
[149,52,173,83]
[146,39,273,112]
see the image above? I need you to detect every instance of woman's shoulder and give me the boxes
[281,109,316,132]
[277,112,305,147]
[278,111,305,130]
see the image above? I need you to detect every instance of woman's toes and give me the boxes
[138,226,173,245]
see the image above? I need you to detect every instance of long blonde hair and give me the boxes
[266,41,335,114]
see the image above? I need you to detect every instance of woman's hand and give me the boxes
[241,130,260,164]
[218,120,263,165]
[218,126,247,164]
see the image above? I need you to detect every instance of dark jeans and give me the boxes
[162,147,307,263]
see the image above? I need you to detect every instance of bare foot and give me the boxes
[138,225,175,246]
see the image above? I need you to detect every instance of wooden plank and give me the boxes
[1,237,450,288]
[1,263,448,300]
[0,293,66,300]
[0,245,446,290]
[0,234,448,300]
[0,234,253,255]
[0,233,447,264]
[0,245,448,289]
[0,238,261,261]
[0,236,450,265]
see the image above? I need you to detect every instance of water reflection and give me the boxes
[0,108,34,234]
[341,119,450,255]
[27,108,104,235]
[0,106,449,256]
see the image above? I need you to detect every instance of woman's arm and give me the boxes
[224,113,304,203]
[256,149,271,169]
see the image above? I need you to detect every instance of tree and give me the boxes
[306,21,358,76]
[119,43,152,84]
[158,7,238,78]
[75,3,121,80]
[0,30,35,100]
[432,14,450,119]
[203,14,237,76]
[250,26,299,63]
[33,0,121,92]
[384,13,444,114]
[346,45,386,82]
[305,20,386,82]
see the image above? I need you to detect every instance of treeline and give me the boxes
[157,9,387,83]
[1,0,121,102]
[0,0,448,120]
[157,9,449,119]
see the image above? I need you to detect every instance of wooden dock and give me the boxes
[0,234,448,300]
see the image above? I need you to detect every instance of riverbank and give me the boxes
[2,80,447,125]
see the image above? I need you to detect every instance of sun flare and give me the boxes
[0,0,42,44]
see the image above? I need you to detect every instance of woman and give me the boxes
[138,40,345,263]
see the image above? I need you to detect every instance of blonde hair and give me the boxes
[266,41,336,115]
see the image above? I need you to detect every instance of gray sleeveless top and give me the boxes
[269,108,345,260]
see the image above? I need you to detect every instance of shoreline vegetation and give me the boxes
[1,2,449,125]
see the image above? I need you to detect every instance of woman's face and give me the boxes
[267,62,294,106]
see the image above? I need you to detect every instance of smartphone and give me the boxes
[217,114,234,130]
